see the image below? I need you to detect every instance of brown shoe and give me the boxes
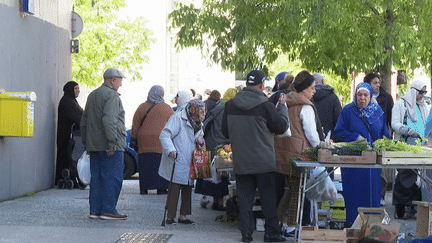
[100,213,127,220]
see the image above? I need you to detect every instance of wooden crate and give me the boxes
[318,149,376,164]
[413,201,432,238]
[214,156,233,169]
[300,226,360,242]
[377,148,432,165]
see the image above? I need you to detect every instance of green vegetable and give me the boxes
[333,140,371,151]
[373,137,426,153]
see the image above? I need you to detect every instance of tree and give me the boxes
[72,0,154,87]
[168,0,432,93]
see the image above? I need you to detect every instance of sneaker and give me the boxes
[178,218,196,225]
[88,212,101,219]
[166,219,177,225]
[100,213,127,220]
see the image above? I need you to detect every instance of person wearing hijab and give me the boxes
[159,99,206,225]
[391,79,428,219]
[56,81,83,186]
[274,70,323,228]
[333,82,390,224]
[195,88,238,211]
[172,90,191,112]
[131,85,174,195]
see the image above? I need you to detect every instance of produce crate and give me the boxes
[413,201,432,238]
[318,149,376,164]
[214,155,233,169]
[377,148,432,165]
[300,226,360,242]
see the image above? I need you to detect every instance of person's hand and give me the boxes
[408,129,419,138]
[357,135,366,141]
[168,151,177,158]
[106,150,114,156]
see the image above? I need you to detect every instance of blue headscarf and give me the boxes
[354,82,384,124]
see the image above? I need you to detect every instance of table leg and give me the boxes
[294,167,308,242]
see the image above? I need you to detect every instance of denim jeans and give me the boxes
[89,151,124,214]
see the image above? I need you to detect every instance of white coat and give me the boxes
[158,109,204,185]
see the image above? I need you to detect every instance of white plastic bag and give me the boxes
[275,101,291,137]
[305,167,337,202]
[77,151,91,185]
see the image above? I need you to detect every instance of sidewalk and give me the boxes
[0,177,277,243]
[0,176,417,243]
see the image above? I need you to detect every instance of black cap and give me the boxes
[246,70,266,85]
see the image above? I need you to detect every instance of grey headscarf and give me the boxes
[147,85,165,104]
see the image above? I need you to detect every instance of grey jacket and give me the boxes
[222,88,289,175]
[81,84,126,152]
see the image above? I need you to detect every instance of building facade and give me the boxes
[0,1,72,201]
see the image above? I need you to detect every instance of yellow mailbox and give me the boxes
[0,91,37,137]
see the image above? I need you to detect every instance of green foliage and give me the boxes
[169,0,432,88]
[72,0,154,87]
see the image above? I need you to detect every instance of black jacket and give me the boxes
[312,84,342,140]
[222,88,289,175]
[375,87,394,131]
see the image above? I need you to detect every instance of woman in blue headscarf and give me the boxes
[333,82,390,223]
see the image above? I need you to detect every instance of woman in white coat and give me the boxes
[391,79,429,219]
[159,99,206,225]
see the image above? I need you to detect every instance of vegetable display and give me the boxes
[372,137,427,153]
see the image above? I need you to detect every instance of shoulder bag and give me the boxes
[130,103,156,152]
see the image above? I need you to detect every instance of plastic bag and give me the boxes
[77,151,91,185]
[305,167,337,202]
[275,101,291,137]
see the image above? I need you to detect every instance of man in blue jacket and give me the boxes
[222,70,289,242]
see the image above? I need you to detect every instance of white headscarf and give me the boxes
[176,90,191,111]
[402,79,427,122]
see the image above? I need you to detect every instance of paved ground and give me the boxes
[0,175,419,243]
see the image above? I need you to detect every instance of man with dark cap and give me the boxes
[222,70,289,242]
[56,81,83,186]
[312,73,342,140]
[81,68,127,220]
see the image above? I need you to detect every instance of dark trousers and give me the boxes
[167,182,192,219]
[236,172,280,236]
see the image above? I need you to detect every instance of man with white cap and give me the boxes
[81,68,127,220]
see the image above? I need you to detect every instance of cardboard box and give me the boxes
[318,149,376,164]
[331,208,346,220]
[352,208,400,243]
[321,194,345,209]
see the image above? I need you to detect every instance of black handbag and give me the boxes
[130,103,156,152]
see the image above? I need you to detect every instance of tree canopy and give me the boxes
[169,0,432,91]
[72,0,154,87]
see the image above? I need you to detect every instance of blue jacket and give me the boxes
[334,102,390,145]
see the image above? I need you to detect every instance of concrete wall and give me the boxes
[0,1,72,201]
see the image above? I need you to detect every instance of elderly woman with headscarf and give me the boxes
[195,88,237,211]
[172,90,191,112]
[159,99,206,225]
[391,79,428,219]
[131,85,174,195]
[56,81,83,186]
[333,82,390,223]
